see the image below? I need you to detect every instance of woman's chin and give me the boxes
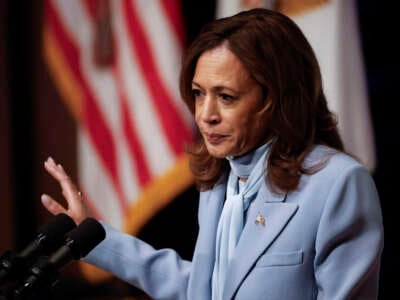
[205,144,235,158]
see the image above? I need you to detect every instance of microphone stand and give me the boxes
[0,258,58,300]
[0,283,55,300]
[11,258,59,300]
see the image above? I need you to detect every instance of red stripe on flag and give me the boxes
[118,85,152,186]
[123,0,193,156]
[81,0,152,187]
[46,0,128,210]
[84,0,97,17]
[44,1,80,82]
[160,0,186,47]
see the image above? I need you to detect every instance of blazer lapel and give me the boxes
[195,182,226,253]
[189,179,226,300]
[223,184,298,299]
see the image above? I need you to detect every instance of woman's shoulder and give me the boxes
[305,145,371,180]
[296,145,378,206]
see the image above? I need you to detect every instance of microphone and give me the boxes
[13,218,105,299]
[0,213,76,285]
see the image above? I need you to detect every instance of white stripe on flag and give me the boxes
[113,0,175,177]
[78,129,124,228]
[134,0,193,128]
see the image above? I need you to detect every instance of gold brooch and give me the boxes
[255,212,265,226]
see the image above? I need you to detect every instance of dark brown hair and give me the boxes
[180,8,344,192]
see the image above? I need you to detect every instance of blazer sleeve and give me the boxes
[83,223,191,300]
[314,164,384,299]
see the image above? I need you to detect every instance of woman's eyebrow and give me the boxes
[191,81,202,88]
[192,81,239,94]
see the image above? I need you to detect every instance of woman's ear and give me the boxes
[258,96,273,116]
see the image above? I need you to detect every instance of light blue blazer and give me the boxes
[85,146,384,299]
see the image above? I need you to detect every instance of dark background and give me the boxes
[1,0,399,299]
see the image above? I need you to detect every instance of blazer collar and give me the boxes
[223,183,298,299]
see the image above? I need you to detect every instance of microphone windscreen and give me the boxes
[35,213,76,253]
[66,218,106,259]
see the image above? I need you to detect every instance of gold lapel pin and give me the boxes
[255,212,265,226]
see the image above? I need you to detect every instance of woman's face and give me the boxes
[192,45,268,158]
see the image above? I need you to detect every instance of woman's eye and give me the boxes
[192,89,201,98]
[220,93,235,102]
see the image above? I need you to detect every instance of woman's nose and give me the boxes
[200,98,221,124]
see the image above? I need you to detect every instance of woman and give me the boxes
[41,8,383,300]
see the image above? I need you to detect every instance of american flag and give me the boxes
[43,0,195,279]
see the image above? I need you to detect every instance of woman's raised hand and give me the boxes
[41,157,90,225]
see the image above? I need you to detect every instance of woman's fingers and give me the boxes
[43,157,90,224]
[44,157,70,182]
[41,194,67,216]
[44,157,81,207]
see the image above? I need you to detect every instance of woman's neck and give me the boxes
[226,142,271,179]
